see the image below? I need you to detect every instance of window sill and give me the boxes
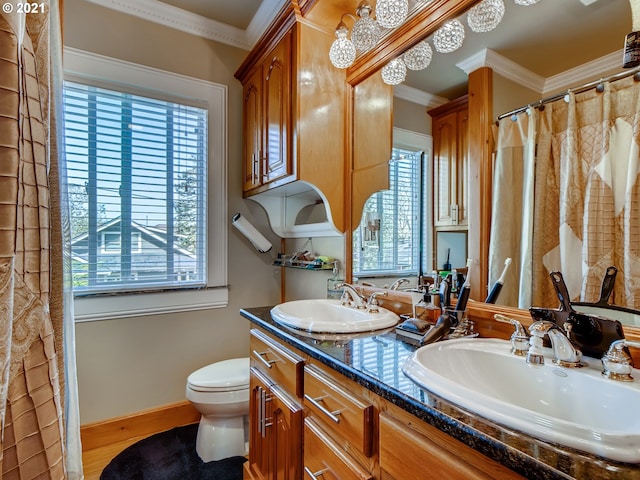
[73,287,229,322]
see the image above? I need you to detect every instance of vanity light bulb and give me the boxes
[467,0,505,33]
[381,57,407,85]
[329,24,357,69]
[514,0,540,5]
[403,40,433,71]
[352,4,382,52]
[433,19,465,53]
[375,0,409,29]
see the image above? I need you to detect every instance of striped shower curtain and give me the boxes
[0,1,82,478]
[491,75,640,311]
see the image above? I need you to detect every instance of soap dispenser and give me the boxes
[327,262,344,300]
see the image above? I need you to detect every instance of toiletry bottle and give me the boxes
[327,262,344,300]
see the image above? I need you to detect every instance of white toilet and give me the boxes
[185,357,250,462]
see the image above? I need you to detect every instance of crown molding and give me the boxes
[246,0,288,48]
[84,0,287,50]
[457,48,546,93]
[542,50,623,94]
[393,84,448,109]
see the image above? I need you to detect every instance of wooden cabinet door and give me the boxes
[248,366,303,480]
[263,31,292,186]
[243,67,263,193]
[269,383,303,480]
[248,367,271,480]
[456,110,469,226]
[432,110,458,227]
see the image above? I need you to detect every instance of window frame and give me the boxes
[64,48,228,321]
[352,128,433,279]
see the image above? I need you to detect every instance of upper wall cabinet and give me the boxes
[429,95,469,229]
[235,7,347,232]
[241,31,293,193]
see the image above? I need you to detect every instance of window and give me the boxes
[64,48,228,320]
[352,147,424,276]
[64,82,207,293]
[352,128,433,279]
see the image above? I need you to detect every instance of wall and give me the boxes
[64,0,281,424]
[394,96,431,134]
[492,72,540,120]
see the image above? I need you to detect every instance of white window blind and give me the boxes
[352,148,423,276]
[64,81,208,295]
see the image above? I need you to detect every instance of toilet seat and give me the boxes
[187,357,249,393]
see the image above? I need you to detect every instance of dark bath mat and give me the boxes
[100,423,246,480]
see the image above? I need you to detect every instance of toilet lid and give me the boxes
[187,357,250,392]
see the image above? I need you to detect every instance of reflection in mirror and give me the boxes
[352,130,432,287]
[488,71,640,318]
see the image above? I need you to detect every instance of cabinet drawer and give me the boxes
[250,329,304,397]
[304,364,374,457]
[304,418,373,480]
[379,412,524,480]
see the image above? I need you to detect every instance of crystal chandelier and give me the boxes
[433,19,465,53]
[329,21,357,69]
[352,2,382,53]
[375,0,409,29]
[403,40,433,71]
[467,0,505,33]
[514,0,541,5]
[381,58,407,85]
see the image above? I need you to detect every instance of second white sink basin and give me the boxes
[402,338,640,463]
[270,299,400,334]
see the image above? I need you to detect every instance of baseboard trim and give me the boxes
[80,401,200,451]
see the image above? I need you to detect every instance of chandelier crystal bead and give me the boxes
[329,23,357,69]
[352,3,382,52]
[402,40,433,71]
[433,19,465,53]
[381,57,407,85]
[375,0,409,29]
[467,0,505,33]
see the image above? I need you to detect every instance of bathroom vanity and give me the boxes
[240,306,640,480]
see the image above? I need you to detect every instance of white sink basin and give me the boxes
[270,299,400,334]
[402,338,640,463]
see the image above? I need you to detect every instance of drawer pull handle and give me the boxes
[304,394,342,423]
[252,349,278,369]
[304,466,329,478]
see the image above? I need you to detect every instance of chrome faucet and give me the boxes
[337,283,366,309]
[387,278,410,290]
[527,320,583,368]
[601,339,640,381]
[366,291,387,313]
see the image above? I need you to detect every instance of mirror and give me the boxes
[344,0,636,321]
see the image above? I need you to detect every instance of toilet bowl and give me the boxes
[185,357,250,462]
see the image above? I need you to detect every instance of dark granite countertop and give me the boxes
[241,306,640,480]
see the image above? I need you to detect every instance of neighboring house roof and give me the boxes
[71,217,197,271]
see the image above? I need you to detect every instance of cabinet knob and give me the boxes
[304,393,342,423]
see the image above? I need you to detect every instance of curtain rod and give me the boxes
[496,67,640,122]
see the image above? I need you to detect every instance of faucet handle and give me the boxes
[494,314,529,356]
[602,339,640,381]
[367,291,387,313]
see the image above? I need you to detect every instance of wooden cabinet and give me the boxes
[245,325,524,480]
[429,95,469,228]
[241,31,293,193]
[247,329,304,480]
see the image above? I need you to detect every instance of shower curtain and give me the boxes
[0,1,83,478]
[491,75,640,310]
[489,112,536,308]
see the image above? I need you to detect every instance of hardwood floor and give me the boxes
[80,401,201,479]
[82,435,149,480]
